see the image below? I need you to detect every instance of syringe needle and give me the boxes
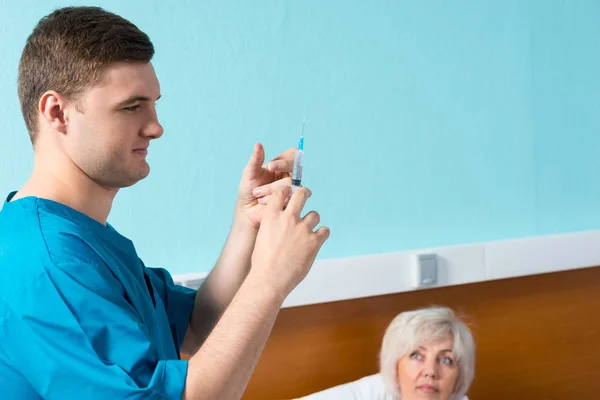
[301,117,306,136]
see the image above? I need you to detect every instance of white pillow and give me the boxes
[297,374,468,400]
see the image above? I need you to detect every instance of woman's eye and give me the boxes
[441,357,454,365]
[409,352,422,360]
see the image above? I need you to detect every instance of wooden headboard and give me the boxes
[239,266,600,399]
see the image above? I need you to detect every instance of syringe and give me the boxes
[291,118,305,195]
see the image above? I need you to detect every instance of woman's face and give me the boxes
[396,336,459,399]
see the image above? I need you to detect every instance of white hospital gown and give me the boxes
[297,374,394,400]
[297,374,469,400]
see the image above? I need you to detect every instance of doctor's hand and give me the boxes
[236,143,296,229]
[250,187,330,298]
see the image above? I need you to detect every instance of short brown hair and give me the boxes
[18,6,155,143]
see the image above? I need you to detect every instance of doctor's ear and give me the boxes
[38,90,72,134]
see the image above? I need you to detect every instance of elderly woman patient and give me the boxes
[298,306,475,400]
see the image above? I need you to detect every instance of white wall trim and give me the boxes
[173,230,600,308]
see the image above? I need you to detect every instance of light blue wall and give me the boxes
[530,0,600,233]
[1,1,599,275]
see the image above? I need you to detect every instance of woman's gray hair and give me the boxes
[379,306,475,399]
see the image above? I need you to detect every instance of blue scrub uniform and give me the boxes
[0,192,197,399]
